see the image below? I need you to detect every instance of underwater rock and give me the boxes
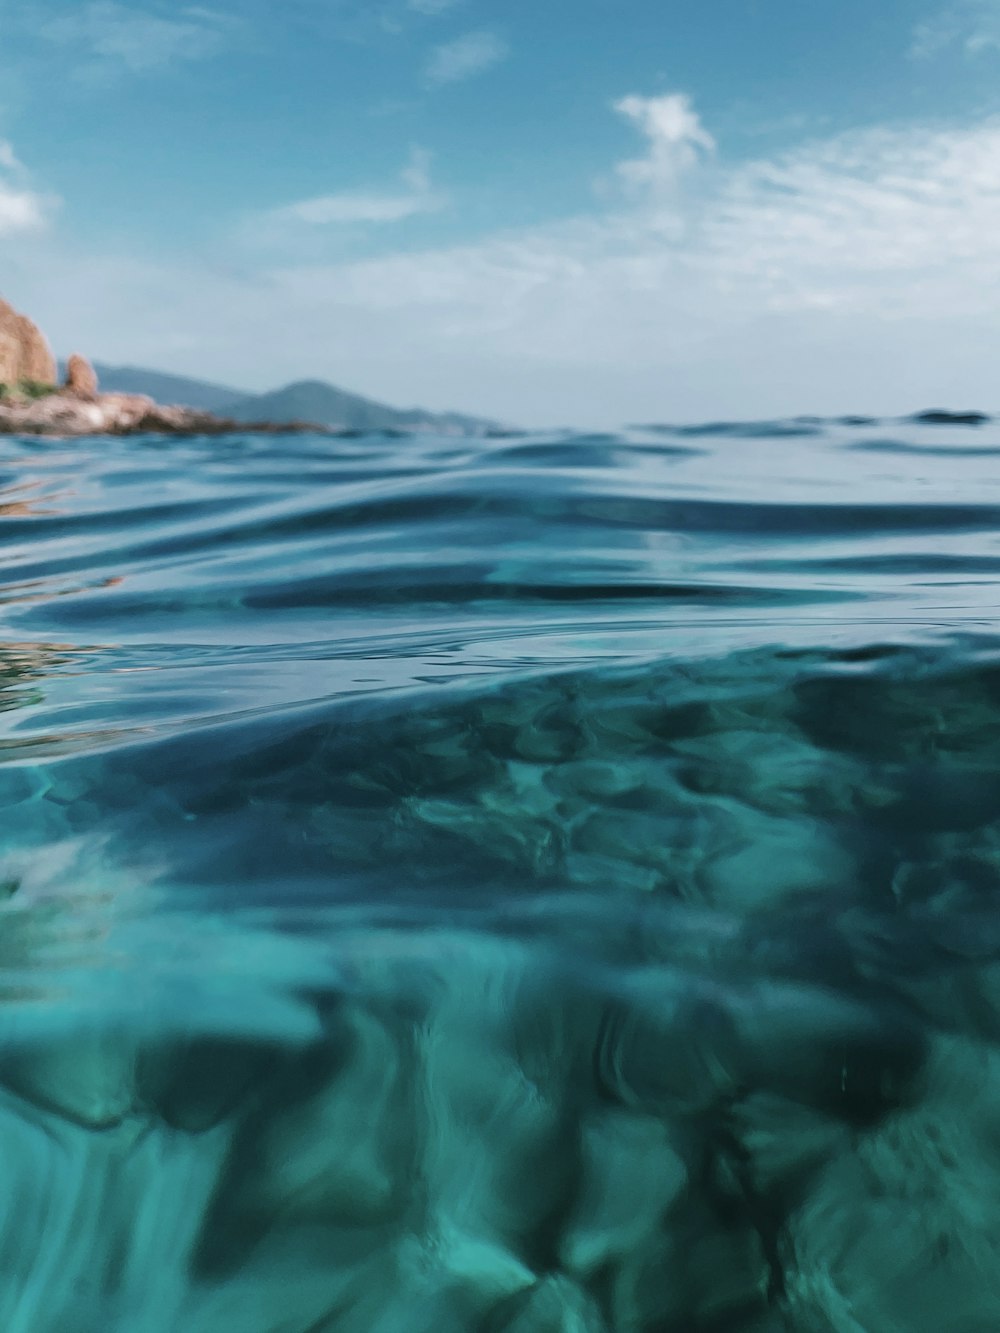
[727,979,925,1123]
[419,960,581,1261]
[138,1034,297,1135]
[187,1007,397,1276]
[559,1109,687,1275]
[777,1034,1000,1329]
[240,1005,411,1228]
[605,1193,772,1331]
[497,1274,607,1331]
[698,809,855,912]
[727,1093,853,1207]
[6,627,1000,1327]
[596,985,742,1115]
[0,1026,137,1129]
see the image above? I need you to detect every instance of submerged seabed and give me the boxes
[2,417,1000,1330]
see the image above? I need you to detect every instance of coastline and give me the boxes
[0,390,321,437]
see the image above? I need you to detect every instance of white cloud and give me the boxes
[705,120,1000,295]
[256,148,443,229]
[424,30,508,85]
[278,194,427,226]
[911,0,1000,57]
[39,3,232,75]
[614,93,716,193]
[14,99,1000,426]
[0,190,48,236]
[0,141,56,237]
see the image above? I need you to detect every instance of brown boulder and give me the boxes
[0,297,57,388]
[63,353,99,400]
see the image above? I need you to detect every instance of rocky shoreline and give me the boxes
[1,296,319,437]
[0,389,319,438]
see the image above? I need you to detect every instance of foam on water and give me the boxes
[1,417,1000,1330]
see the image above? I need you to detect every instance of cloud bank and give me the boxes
[9,100,1000,425]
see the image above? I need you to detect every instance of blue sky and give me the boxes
[3,0,1000,425]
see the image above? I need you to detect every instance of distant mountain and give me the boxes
[81,364,249,413]
[221,379,498,435]
[72,364,501,435]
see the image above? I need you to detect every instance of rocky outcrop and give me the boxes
[0,298,57,387]
[63,353,99,400]
[0,298,321,436]
[0,390,321,437]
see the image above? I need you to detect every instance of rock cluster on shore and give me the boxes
[0,296,316,437]
[0,389,315,437]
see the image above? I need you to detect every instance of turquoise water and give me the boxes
[2,417,1000,1330]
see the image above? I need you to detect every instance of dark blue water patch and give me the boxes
[654,419,825,438]
[625,425,714,451]
[848,437,1000,457]
[170,488,1000,539]
[744,552,1000,575]
[2,427,1000,1329]
[497,437,703,465]
[908,409,992,426]
[0,494,256,543]
[16,579,855,635]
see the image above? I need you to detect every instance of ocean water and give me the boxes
[1,416,1000,1330]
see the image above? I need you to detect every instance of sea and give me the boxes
[1,414,999,1331]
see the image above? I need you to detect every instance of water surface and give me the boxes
[2,416,1000,1330]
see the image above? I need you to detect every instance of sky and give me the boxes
[2,0,1000,426]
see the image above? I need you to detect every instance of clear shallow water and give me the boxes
[2,417,1000,1330]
